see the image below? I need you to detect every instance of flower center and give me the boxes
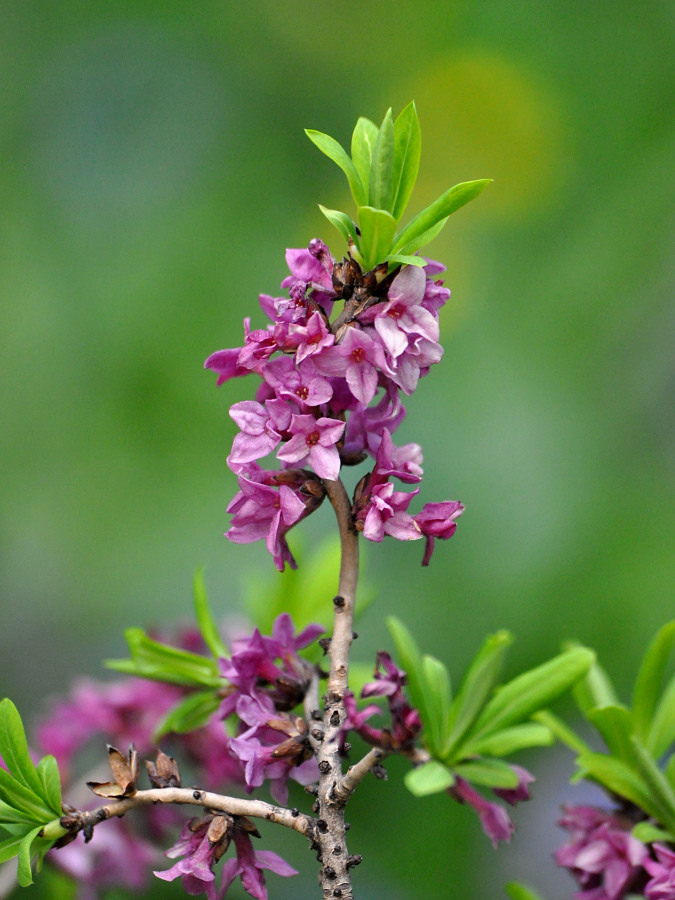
[296,386,309,400]
[351,347,366,363]
[387,304,403,320]
[306,430,320,446]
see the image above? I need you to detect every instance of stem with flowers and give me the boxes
[10,103,674,900]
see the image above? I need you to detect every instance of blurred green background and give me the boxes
[1,1,674,898]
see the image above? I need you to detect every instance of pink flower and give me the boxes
[414,500,465,565]
[276,414,345,481]
[262,355,333,407]
[219,825,297,900]
[450,777,515,848]
[645,843,675,900]
[313,326,387,404]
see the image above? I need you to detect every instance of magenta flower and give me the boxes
[372,265,440,360]
[493,765,535,805]
[645,843,675,900]
[276,414,345,481]
[555,805,649,900]
[228,399,292,469]
[314,326,387,404]
[287,311,335,364]
[262,355,333,407]
[219,825,297,900]
[450,777,515,848]
[413,500,465,566]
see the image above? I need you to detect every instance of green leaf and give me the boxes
[632,622,675,740]
[154,690,222,740]
[369,108,395,213]
[385,254,426,269]
[386,617,424,718]
[587,705,635,763]
[632,821,675,844]
[532,710,592,755]
[36,756,62,816]
[0,768,52,824]
[665,753,675,791]
[421,655,452,756]
[505,882,546,900]
[351,117,378,204]
[471,647,595,741]
[573,656,619,716]
[444,631,512,758]
[0,800,34,825]
[647,673,675,758]
[391,101,421,222]
[17,824,43,887]
[305,129,366,206]
[392,179,491,253]
[358,207,397,271]
[0,700,43,797]
[318,205,359,248]
[465,723,554,757]
[576,752,662,820]
[106,628,221,688]
[0,828,29,864]
[193,570,228,660]
[630,737,675,831]
[453,758,519,790]
[395,216,449,257]
[404,760,455,797]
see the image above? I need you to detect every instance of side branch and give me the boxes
[336,748,387,804]
[61,788,314,839]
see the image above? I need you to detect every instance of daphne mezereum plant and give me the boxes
[8,102,675,900]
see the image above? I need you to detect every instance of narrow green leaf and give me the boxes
[444,631,512,758]
[391,101,422,221]
[358,206,397,271]
[351,117,378,204]
[632,822,675,844]
[464,723,554,757]
[573,656,619,716]
[665,753,675,792]
[471,647,595,741]
[505,882,546,900]
[0,829,29,864]
[587,705,635,763]
[532,710,592,755]
[17,824,42,887]
[392,179,491,253]
[0,768,52,823]
[630,737,675,832]
[385,254,426,269]
[0,700,43,796]
[421,655,452,756]
[369,109,395,213]
[106,628,221,688]
[0,800,34,825]
[305,129,366,206]
[386,617,425,716]
[633,622,675,740]
[647,674,675,758]
[36,756,62,816]
[404,760,455,797]
[154,690,222,740]
[193,569,228,660]
[577,752,661,821]
[395,216,449,257]
[318,205,359,248]
[453,758,519,790]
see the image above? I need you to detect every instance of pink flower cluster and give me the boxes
[206,241,464,568]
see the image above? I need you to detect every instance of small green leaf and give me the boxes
[391,101,421,221]
[193,570,228,660]
[471,647,595,741]
[358,207,397,271]
[532,710,592,755]
[351,117,378,204]
[392,179,491,253]
[305,129,366,206]
[36,756,62,816]
[647,674,675,758]
[0,768,52,824]
[0,800,34,825]
[386,617,424,718]
[421,655,452,756]
[17,824,43,887]
[405,760,455,797]
[665,753,675,791]
[505,882,546,900]
[0,829,29,864]
[587,705,635,763]
[106,628,221,688]
[577,752,661,821]
[369,108,395,213]
[464,723,554,757]
[154,690,222,740]
[632,821,675,844]
[444,631,512,758]
[395,216,449,257]
[630,737,675,831]
[573,656,619,716]
[318,205,359,248]
[453,758,519,790]
[385,254,426,269]
[0,700,43,797]
[633,622,675,741]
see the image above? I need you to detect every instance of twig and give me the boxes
[336,748,388,803]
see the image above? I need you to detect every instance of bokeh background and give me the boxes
[1,1,674,898]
